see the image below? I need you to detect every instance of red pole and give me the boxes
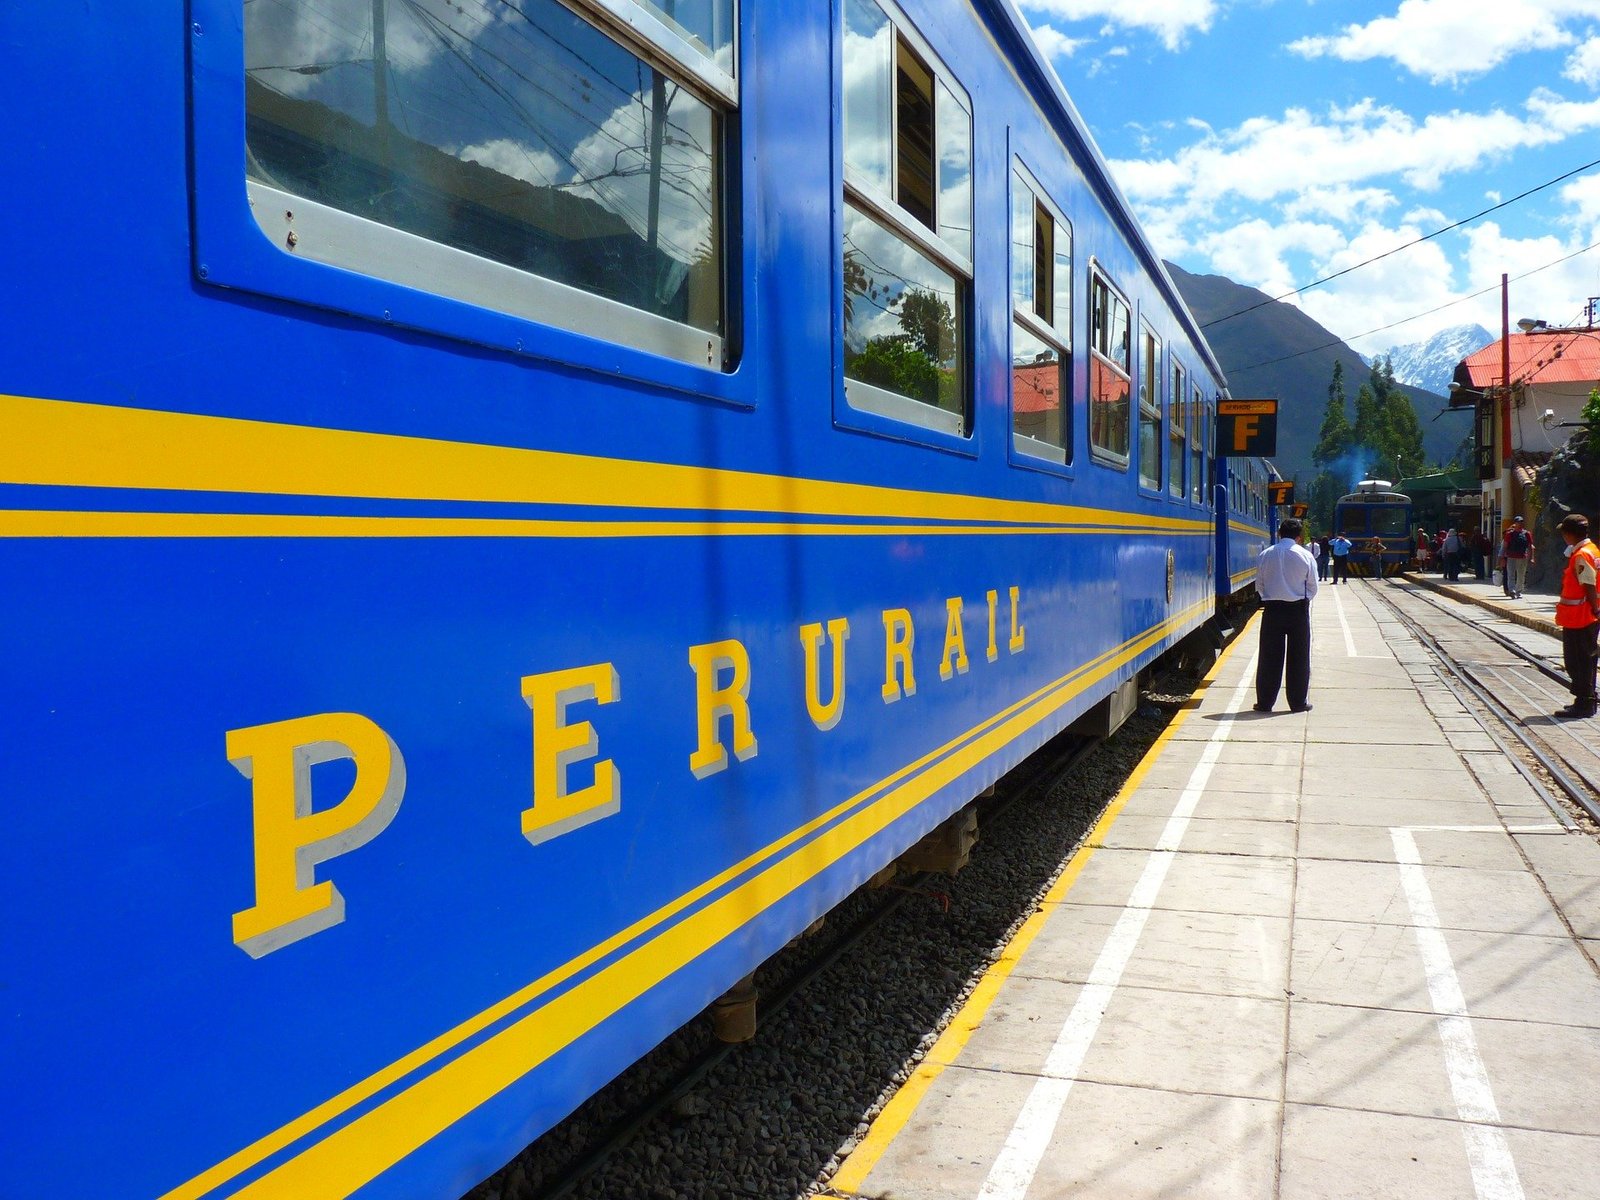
[1501,273,1512,467]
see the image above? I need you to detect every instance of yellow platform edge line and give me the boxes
[827,611,1260,1196]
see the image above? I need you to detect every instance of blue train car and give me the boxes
[1334,481,1414,576]
[1,3,1262,1198]
[1216,457,1273,604]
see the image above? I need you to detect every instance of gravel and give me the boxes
[465,665,1208,1200]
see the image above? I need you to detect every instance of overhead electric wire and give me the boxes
[1200,154,1600,330]
[1226,237,1600,375]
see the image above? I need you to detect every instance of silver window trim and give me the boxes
[844,180,973,279]
[247,182,724,370]
[568,0,738,105]
[845,376,964,436]
[1013,432,1068,464]
[1013,307,1064,353]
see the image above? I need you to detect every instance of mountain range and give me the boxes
[1165,262,1466,487]
[1364,323,1495,397]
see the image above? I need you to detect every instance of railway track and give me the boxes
[1364,578,1600,827]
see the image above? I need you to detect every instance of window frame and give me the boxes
[1087,262,1132,470]
[191,0,752,397]
[837,0,976,448]
[1136,318,1163,493]
[1168,358,1188,499]
[1008,159,1074,469]
[1190,380,1207,506]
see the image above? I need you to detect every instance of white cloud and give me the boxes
[1560,174,1600,226]
[1021,0,1218,51]
[1283,185,1399,223]
[1109,93,1600,211]
[1288,0,1593,85]
[1027,22,1088,60]
[1566,36,1600,87]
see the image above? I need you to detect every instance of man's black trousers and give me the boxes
[1562,622,1599,703]
[1331,557,1348,583]
[1257,599,1312,710]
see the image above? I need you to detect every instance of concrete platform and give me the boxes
[830,584,1600,1200]
[1403,571,1561,639]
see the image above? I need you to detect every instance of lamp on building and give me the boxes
[1517,317,1547,333]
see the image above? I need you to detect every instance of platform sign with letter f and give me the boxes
[1216,399,1278,456]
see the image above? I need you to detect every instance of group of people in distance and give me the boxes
[1253,514,1600,720]
[1412,518,1535,596]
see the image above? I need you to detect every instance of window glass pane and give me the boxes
[1138,328,1161,489]
[895,40,936,229]
[1012,321,1065,449]
[843,0,893,193]
[1090,355,1130,460]
[1108,295,1130,371]
[1373,507,1407,536]
[1033,206,1053,324]
[246,0,722,335]
[1053,243,1071,342]
[1011,174,1033,309]
[1139,408,1161,489]
[935,81,971,259]
[1191,385,1205,502]
[634,0,735,69]
[1169,363,1186,498]
[843,203,964,420]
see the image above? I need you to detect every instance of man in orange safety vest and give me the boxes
[1554,513,1600,719]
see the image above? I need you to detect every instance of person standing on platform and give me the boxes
[1442,528,1462,581]
[1254,517,1319,714]
[1311,535,1327,581]
[1554,514,1600,718]
[1473,528,1492,579]
[1503,515,1535,598]
[1328,532,1351,583]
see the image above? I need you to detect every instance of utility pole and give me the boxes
[1500,273,1511,468]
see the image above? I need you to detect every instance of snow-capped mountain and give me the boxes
[1365,323,1495,396]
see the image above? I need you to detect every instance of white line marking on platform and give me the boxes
[1332,586,1359,656]
[975,651,1259,1200]
[1390,827,1525,1200]
[1405,825,1567,834]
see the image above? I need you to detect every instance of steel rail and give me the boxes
[1394,579,1568,687]
[1364,582,1587,828]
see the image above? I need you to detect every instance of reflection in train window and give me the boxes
[244,0,729,367]
[1010,164,1072,462]
[1089,269,1131,465]
[841,0,973,434]
[1138,324,1162,490]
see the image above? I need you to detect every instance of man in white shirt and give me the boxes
[1255,517,1319,713]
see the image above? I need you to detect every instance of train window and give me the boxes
[1010,165,1073,461]
[1089,268,1131,465]
[243,0,733,370]
[1190,382,1206,504]
[1169,361,1187,498]
[1205,399,1217,501]
[1138,323,1162,490]
[842,0,973,435]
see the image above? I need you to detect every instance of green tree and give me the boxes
[1380,388,1426,477]
[1313,360,1354,467]
[1584,385,1600,454]
[1351,382,1383,463]
[896,288,955,364]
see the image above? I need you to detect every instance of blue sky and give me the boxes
[1017,0,1600,355]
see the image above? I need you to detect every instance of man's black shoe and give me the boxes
[1252,704,1273,713]
[1290,704,1314,713]
[1558,703,1598,718]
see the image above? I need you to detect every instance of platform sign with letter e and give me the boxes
[1268,480,1294,507]
[1217,399,1278,456]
